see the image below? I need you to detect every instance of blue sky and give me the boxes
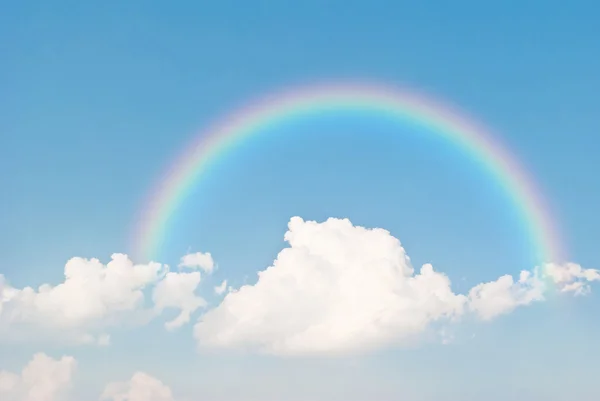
[1,1,599,401]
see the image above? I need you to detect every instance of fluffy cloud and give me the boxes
[544,262,600,295]
[193,217,599,356]
[0,353,76,401]
[179,252,215,274]
[100,372,175,401]
[0,253,208,344]
[467,263,600,319]
[0,354,180,401]
[214,280,227,295]
[194,217,467,356]
[467,270,544,320]
[152,272,206,331]
[1,218,597,356]
[0,254,163,343]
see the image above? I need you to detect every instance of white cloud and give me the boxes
[543,262,600,295]
[100,372,175,401]
[152,272,206,331]
[214,280,227,295]
[1,217,597,356]
[0,254,205,344]
[193,217,599,356]
[179,252,215,274]
[467,270,545,320]
[194,217,467,356]
[0,254,163,343]
[2,356,181,401]
[0,353,76,401]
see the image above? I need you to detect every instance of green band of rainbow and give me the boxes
[132,82,565,264]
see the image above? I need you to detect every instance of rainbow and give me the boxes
[132,82,565,264]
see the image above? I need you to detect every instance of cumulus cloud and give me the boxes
[193,216,599,356]
[194,217,467,356]
[0,353,76,401]
[0,254,206,344]
[544,262,600,295]
[152,272,206,331]
[100,372,175,401]
[0,355,181,401]
[467,270,545,320]
[214,280,227,295]
[179,252,215,274]
[466,263,600,320]
[1,217,597,355]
